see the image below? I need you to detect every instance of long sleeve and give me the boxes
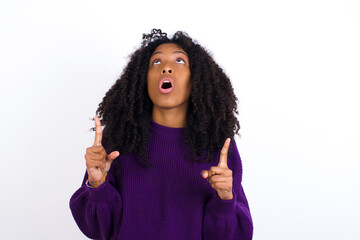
[69,165,123,240]
[70,120,254,239]
[203,140,253,240]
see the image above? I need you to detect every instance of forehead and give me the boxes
[152,43,186,53]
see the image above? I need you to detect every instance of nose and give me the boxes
[162,67,172,74]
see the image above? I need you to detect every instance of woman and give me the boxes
[69,29,253,240]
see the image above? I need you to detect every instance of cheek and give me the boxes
[179,78,192,98]
[146,75,155,97]
[147,72,156,88]
[185,73,192,91]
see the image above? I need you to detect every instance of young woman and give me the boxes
[69,29,253,240]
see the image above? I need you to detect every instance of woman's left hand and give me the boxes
[201,138,233,200]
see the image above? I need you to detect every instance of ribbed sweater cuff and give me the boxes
[87,179,117,203]
[207,190,237,218]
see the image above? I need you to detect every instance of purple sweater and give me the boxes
[69,119,253,239]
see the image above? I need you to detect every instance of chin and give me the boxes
[156,103,180,109]
[154,100,187,109]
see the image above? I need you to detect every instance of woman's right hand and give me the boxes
[85,116,120,183]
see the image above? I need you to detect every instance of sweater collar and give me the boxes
[149,118,186,139]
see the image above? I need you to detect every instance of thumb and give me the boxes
[201,170,208,179]
[107,151,120,163]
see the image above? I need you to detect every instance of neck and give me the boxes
[151,104,188,128]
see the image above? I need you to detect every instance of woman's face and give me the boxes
[147,43,192,112]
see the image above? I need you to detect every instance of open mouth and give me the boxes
[159,77,174,94]
[161,81,172,89]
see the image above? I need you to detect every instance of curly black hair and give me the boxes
[93,28,240,168]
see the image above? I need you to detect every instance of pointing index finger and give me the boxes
[218,138,230,168]
[93,116,103,146]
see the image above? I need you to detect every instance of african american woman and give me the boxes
[69,29,253,240]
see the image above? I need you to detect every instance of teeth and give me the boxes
[164,81,170,83]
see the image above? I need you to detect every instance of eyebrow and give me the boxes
[151,50,188,57]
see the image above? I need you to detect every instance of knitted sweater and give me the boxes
[69,118,253,240]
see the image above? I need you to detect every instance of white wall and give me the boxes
[1,0,359,239]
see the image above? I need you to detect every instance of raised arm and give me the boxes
[69,116,122,239]
[201,139,253,240]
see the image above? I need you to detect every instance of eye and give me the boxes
[152,59,161,65]
[175,58,185,64]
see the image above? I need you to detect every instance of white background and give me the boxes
[1,0,359,239]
